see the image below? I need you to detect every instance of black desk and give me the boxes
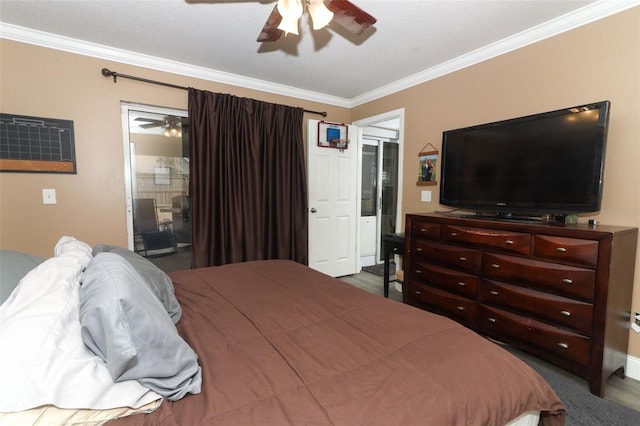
[382,233,404,298]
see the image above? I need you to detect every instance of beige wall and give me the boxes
[352,8,640,358]
[0,40,349,256]
[2,8,640,358]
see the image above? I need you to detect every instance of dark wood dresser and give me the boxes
[403,212,638,397]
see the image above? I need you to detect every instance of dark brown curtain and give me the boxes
[187,89,308,268]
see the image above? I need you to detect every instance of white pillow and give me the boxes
[0,237,161,412]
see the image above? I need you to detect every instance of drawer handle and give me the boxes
[560,310,571,317]
[416,247,423,252]
[505,240,514,245]
[556,247,567,253]
[415,290,422,295]
[459,256,467,261]
[489,290,499,296]
[557,342,569,350]
[457,282,466,287]
[491,263,500,269]
[450,232,458,237]
[415,269,423,274]
[420,228,427,232]
[562,278,573,285]
[456,306,465,311]
[488,317,497,323]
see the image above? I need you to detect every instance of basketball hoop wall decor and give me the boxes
[417,142,438,186]
[317,121,349,151]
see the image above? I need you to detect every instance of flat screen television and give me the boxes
[439,100,610,221]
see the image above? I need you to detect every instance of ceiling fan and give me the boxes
[257,0,377,42]
[134,116,181,129]
[134,116,184,137]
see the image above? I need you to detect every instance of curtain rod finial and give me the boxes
[101,68,117,83]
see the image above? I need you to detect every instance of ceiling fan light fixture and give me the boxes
[257,0,376,43]
[308,0,334,30]
[277,16,300,35]
[277,0,303,34]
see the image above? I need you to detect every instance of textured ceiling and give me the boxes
[1,1,634,105]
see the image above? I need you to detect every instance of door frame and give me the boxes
[120,102,187,251]
[359,138,380,267]
[354,108,405,264]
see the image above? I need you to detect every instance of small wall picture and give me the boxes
[154,167,171,185]
[417,151,437,186]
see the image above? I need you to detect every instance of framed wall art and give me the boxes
[417,143,438,186]
[154,167,171,185]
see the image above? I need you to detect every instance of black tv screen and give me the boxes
[440,101,610,218]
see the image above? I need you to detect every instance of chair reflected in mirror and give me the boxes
[133,198,177,257]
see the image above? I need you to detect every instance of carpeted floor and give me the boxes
[504,346,640,425]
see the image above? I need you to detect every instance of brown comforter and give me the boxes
[112,260,565,425]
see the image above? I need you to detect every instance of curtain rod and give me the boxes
[101,68,328,117]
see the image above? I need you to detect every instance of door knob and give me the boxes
[310,208,317,213]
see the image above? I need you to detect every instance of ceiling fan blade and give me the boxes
[134,117,164,124]
[325,0,377,35]
[140,123,162,129]
[257,5,284,42]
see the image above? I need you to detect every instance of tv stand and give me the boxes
[461,212,566,224]
[403,212,638,397]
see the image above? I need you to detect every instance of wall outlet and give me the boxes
[42,188,56,205]
[421,190,431,202]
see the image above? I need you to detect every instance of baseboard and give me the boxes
[360,256,376,267]
[626,354,640,381]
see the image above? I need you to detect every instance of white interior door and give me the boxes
[307,119,359,277]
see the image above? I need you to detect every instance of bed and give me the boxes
[0,238,565,425]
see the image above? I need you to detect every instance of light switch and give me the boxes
[421,190,431,202]
[42,188,57,205]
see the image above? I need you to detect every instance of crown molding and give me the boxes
[2,0,637,109]
[350,0,640,107]
[0,23,351,108]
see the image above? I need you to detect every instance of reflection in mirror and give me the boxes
[127,109,192,272]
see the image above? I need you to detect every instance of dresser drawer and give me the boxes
[482,253,595,302]
[478,279,593,335]
[442,225,531,255]
[534,235,599,268]
[408,283,476,324]
[411,261,478,299]
[410,221,441,240]
[412,240,480,274]
[477,305,591,367]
